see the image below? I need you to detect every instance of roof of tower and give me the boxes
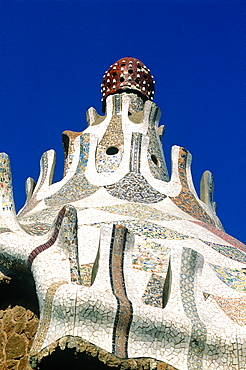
[101,57,155,110]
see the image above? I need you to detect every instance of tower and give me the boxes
[0,57,245,370]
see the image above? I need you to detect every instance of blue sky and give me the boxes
[1,0,245,243]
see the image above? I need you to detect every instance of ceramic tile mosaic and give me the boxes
[98,114,124,148]
[34,152,49,193]
[147,104,169,181]
[19,207,61,224]
[97,203,181,221]
[209,264,246,292]
[62,130,82,176]
[180,247,207,369]
[212,295,246,326]
[131,240,170,274]
[109,225,133,358]
[62,205,82,284]
[96,111,124,173]
[128,94,144,113]
[0,227,11,234]
[192,220,246,253]
[29,280,68,355]
[45,134,99,207]
[96,145,124,173]
[79,263,94,286]
[17,151,51,217]
[130,132,142,173]
[131,238,170,307]
[142,273,165,308]
[28,207,66,268]
[113,94,122,114]
[0,153,15,211]
[21,222,51,235]
[200,239,246,264]
[91,219,192,240]
[105,172,166,203]
[1,62,246,370]
[171,147,216,227]
[25,177,36,201]
[45,172,98,207]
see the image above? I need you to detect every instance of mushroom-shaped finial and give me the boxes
[101,57,155,108]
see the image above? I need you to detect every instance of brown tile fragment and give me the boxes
[5,334,28,360]
[24,319,38,340]
[0,330,7,348]
[6,360,18,370]
[14,320,26,335]
[106,354,121,367]
[157,364,167,370]
[17,355,31,370]
[25,311,34,322]
[85,344,98,357]
[3,311,12,328]
[123,359,138,369]
[4,319,16,339]
[12,307,26,322]
[98,349,108,364]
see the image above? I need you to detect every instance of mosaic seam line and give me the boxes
[28,207,66,268]
[109,224,133,358]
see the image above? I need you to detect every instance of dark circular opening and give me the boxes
[112,72,117,76]
[128,69,133,74]
[106,147,119,155]
[107,82,111,87]
[151,154,159,166]
[135,78,140,83]
[120,77,125,82]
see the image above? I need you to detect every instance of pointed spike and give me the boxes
[25,177,36,202]
[200,170,215,212]
[0,153,16,213]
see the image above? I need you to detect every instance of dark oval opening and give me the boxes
[128,69,133,74]
[62,134,69,158]
[106,147,119,155]
[120,77,125,82]
[151,154,159,166]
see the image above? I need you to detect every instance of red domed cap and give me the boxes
[101,57,155,102]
